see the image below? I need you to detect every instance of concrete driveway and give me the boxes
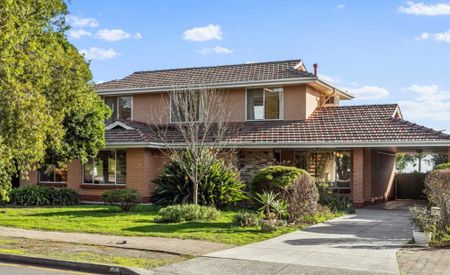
[153,208,413,275]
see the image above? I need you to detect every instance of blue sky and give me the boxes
[67,1,450,132]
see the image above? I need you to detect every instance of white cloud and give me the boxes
[79,47,120,60]
[95,29,142,42]
[68,29,92,39]
[198,46,233,54]
[346,85,390,100]
[416,29,450,42]
[404,84,450,101]
[400,84,450,122]
[319,74,341,84]
[66,15,99,27]
[399,101,450,121]
[337,4,345,9]
[183,24,222,42]
[398,1,450,16]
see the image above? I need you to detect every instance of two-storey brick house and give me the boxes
[22,59,450,206]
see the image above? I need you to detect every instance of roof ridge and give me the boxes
[132,59,303,75]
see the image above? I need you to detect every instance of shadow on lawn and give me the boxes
[26,206,157,218]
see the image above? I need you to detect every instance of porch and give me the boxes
[237,146,450,207]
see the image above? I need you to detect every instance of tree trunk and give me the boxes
[193,163,198,205]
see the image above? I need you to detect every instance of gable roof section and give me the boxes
[105,104,450,148]
[95,59,314,92]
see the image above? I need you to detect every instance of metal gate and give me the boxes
[395,173,427,199]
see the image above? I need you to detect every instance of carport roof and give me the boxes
[105,104,450,149]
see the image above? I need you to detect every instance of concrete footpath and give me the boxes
[153,209,412,274]
[0,226,232,256]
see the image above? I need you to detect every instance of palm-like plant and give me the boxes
[255,191,278,218]
[271,200,288,219]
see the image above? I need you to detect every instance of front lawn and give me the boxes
[0,237,189,269]
[0,205,342,245]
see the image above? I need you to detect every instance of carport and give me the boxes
[350,144,450,207]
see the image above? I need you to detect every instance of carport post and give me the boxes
[352,148,365,207]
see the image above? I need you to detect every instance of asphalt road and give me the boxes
[0,262,95,275]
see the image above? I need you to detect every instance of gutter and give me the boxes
[105,140,450,149]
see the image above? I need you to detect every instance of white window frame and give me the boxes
[83,150,126,185]
[169,92,203,123]
[104,96,133,122]
[245,87,284,121]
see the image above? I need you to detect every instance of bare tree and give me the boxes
[150,86,236,205]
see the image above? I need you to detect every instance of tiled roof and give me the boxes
[95,59,314,91]
[105,104,450,147]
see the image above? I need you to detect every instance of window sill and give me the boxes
[38,182,67,188]
[80,184,126,190]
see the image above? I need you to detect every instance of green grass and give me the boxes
[0,237,189,269]
[0,205,343,245]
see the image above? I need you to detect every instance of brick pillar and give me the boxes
[66,160,82,189]
[363,149,372,202]
[352,148,365,207]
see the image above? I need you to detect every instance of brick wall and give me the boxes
[363,149,372,201]
[371,151,396,202]
[22,148,170,203]
[238,149,274,183]
[351,148,364,206]
[20,170,38,186]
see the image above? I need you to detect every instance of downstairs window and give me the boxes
[83,150,126,184]
[39,164,67,183]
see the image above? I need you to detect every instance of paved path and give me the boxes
[397,247,450,275]
[154,209,412,274]
[0,226,232,256]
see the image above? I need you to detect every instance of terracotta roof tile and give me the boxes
[105,104,450,146]
[95,59,313,91]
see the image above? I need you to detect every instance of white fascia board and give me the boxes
[105,140,450,149]
[315,79,354,99]
[96,77,317,95]
[105,121,134,130]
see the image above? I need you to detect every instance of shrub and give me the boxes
[232,210,261,227]
[319,194,353,213]
[48,188,80,206]
[155,204,219,223]
[435,163,450,170]
[317,181,354,213]
[425,169,450,228]
[102,189,141,211]
[409,206,440,233]
[251,166,319,222]
[152,157,246,208]
[260,219,278,232]
[9,186,79,206]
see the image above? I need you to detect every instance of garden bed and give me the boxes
[0,205,343,245]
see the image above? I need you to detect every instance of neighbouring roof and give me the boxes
[105,104,450,148]
[95,59,315,91]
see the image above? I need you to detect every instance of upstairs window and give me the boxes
[246,88,282,120]
[39,164,67,183]
[104,96,132,124]
[170,92,202,123]
[83,150,126,184]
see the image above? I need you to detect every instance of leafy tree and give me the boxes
[0,0,110,200]
[396,153,422,172]
[432,154,448,169]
